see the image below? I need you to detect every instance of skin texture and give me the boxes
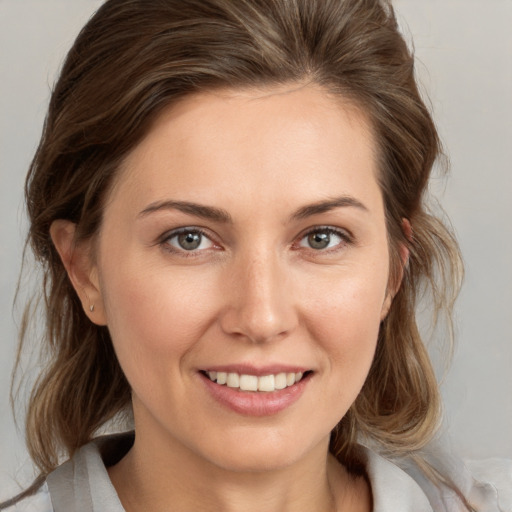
[51,84,394,512]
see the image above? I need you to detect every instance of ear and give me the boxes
[400,218,412,268]
[380,218,412,320]
[50,220,107,326]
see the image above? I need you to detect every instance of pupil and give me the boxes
[308,232,330,249]
[178,232,201,250]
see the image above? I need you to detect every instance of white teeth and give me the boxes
[239,374,258,391]
[227,373,240,388]
[206,370,306,392]
[274,373,287,390]
[258,374,275,392]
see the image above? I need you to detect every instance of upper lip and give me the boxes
[200,364,311,376]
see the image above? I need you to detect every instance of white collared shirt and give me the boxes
[4,434,512,511]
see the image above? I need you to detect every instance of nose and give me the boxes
[219,251,298,344]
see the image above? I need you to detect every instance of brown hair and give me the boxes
[9,0,466,506]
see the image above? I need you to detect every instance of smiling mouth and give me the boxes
[201,370,311,392]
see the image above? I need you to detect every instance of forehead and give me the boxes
[107,84,380,216]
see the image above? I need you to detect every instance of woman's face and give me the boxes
[91,85,393,472]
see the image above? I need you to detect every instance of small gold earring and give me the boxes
[89,304,95,313]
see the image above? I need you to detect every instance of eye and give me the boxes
[162,228,215,253]
[298,227,349,251]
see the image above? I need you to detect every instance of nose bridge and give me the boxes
[220,246,297,343]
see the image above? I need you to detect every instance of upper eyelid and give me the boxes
[160,226,213,241]
[158,226,219,251]
[291,226,354,255]
[157,227,221,259]
[297,225,353,241]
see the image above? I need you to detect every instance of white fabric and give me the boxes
[466,459,512,512]
[5,436,512,511]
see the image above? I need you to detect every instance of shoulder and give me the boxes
[1,432,132,512]
[398,449,512,512]
[361,445,512,512]
[464,457,512,511]
[1,483,53,512]
[44,433,129,511]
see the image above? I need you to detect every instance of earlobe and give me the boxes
[49,220,107,326]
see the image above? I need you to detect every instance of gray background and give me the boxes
[1,0,511,493]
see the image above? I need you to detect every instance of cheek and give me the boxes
[306,268,387,341]
[303,268,388,389]
[98,259,219,382]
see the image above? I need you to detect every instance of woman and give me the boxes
[1,0,510,511]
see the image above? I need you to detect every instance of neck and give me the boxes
[108,431,358,512]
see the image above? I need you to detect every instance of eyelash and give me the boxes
[159,227,218,257]
[158,226,353,257]
[294,226,353,254]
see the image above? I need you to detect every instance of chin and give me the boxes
[208,450,303,474]
[193,429,330,474]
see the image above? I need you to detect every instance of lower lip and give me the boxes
[200,373,311,417]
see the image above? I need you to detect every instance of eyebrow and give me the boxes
[291,196,369,220]
[138,200,233,223]
[138,195,368,223]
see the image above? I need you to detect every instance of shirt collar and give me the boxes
[48,433,434,512]
[360,446,434,512]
